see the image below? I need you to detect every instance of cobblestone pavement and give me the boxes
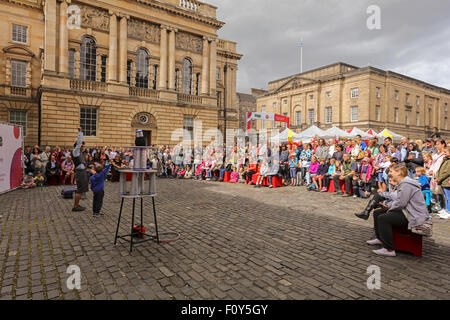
[1,179,450,300]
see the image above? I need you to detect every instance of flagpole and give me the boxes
[300,38,303,74]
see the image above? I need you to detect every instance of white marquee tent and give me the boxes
[347,127,374,139]
[295,125,326,140]
[322,126,351,139]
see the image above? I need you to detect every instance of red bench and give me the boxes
[393,227,423,257]
[328,180,352,195]
[224,171,231,182]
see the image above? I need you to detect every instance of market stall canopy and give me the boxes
[347,127,374,139]
[377,128,404,141]
[295,125,326,140]
[367,129,378,137]
[322,126,351,139]
[270,128,298,143]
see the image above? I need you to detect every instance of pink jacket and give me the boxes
[230,171,239,183]
[195,162,204,176]
[360,164,373,181]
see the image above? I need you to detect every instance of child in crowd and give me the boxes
[34,172,45,187]
[230,167,239,183]
[306,156,319,190]
[89,163,111,217]
[184,165,194,179]
[323,158,336,191]
[177,166,186,179]
[415,166,432,212]
[354,157,373,198]
[289,153,300,186]
[21,172,36,188]
[313,158,328,192]
[238,167,246,183]
[254,160,269,188]
[195,159,204,180]
[423,153,433,175]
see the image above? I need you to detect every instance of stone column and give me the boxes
[107,11,117,82]
[168,27,177,90]
[59,0,70,74]
[209,38,217,96]
[201,37,209,95]
[119,14,129,84]
[44,0,57,71]
[159,25,168,89]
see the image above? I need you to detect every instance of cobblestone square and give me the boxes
[1,179,450,300]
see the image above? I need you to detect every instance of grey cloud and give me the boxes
[207,0,450,92]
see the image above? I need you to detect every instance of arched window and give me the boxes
[80,36,97,81]
[181,58,193,94]
[136,48,149,88]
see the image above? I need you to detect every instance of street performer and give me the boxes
[72,127,89,212]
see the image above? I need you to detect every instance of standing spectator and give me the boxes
[404,142,424,178]
[31,147,42,175]
[373,145,389,192]
[111,154,123,182]
[279,145,290,186]
[436,146,450,219]
[331,144,344,162]
[398,137,409,162]
[40,146,51,177]
[314,139,329,161]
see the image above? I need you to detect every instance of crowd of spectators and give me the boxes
[20,134,450,220]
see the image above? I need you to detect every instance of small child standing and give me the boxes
[89,163,111,217]
[34,172,45,187]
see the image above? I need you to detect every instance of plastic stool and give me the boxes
[224,171,231,182]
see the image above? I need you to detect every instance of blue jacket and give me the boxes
[90,164,111,193]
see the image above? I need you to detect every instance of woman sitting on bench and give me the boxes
[365,164,429,257]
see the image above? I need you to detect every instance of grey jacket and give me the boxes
[387,177,428,228]
[315,146,329,160]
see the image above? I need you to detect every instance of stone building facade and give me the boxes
[0,0,241,147]
[255,62,450,140]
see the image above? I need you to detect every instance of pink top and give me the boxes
[230,171,239,182]
[309,162,320,174]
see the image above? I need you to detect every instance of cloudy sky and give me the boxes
[207,0,450,93]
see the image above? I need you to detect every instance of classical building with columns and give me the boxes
[255,62,450,140]
[0,0,241,147]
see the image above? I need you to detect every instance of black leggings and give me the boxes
[373,208,409,250]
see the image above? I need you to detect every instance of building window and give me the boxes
[153,65,158,90]
[326,91,331,99]
[195,73,200,95]
[175,69,180,91]
[216,67,220,80]
[405,110,410,125]
[394,108,399,123]
[283,113,288,128]
[308,109,314,125]
[283,99,287,105]
[101,55,107,83]
[416,112,420,126]
[376,87,381,99]
[445,103,448,117]
[375,105,380,121]
[80,36,97,81]
[12,24,27,44]
[216,91,221,109]
[350,106,358,122]
[9,110,27,136]
[296,111,301,126]
[351,88,359,99]
[406,93,410,105]
[394,90,399,101]
[446,118,448,130]
[136,48,149,88]
[11,60,27,87]
[182,58,193,94]
[309,94,314,100]
[126,60,132,85]
[325,107,332,124]
[69,49,75,78]
[183,116,194,142]
[273,102,277,110]
[429,107,432,126]
[416,96,420,106]
[80,107,97,137]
